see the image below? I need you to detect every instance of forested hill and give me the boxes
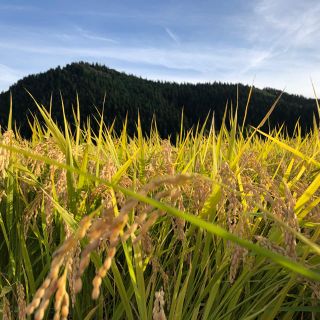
[0,62,317,137]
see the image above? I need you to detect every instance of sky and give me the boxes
[0,0,320,97]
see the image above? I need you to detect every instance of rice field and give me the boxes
[1,97,320,319]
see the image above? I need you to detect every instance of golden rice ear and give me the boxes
[26,174,190,317]
[229,245,248,284]
[3,296,12,320]
[153,288,166,320]
[0,130,15,177]
[16,282,26,320]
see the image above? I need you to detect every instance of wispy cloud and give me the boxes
[0,64,22,92]
[165,27,180,44]
[75,26,118,44]
[0,4,37,11]
[0,39,267,74]
[223,0,320,96]
[253,0,320,46]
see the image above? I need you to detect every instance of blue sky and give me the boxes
[0,0,319,97]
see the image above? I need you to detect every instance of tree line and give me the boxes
[0,62,317,138]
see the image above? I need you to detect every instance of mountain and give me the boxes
[0,62,317,138]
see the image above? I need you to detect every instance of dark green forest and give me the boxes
[0,62,317,138]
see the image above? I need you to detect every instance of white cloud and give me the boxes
[253,0,320,46]
[0,4,37,11]
[1,35,318,97]
[222,0,320,97]
[165,27,180,44]
[0,40,269,76]
[74,26,118,44]
[0,64,22,92]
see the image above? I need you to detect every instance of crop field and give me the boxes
[1,97,320,320]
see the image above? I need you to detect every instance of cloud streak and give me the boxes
[74,26,118,44]
[165,27,180,44]
[0,38,270,76]
[0,4,37,11]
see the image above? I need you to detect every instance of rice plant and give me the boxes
[1,94,320,319]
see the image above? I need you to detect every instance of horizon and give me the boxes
[0,61,313,100]
[1,0,320,98]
